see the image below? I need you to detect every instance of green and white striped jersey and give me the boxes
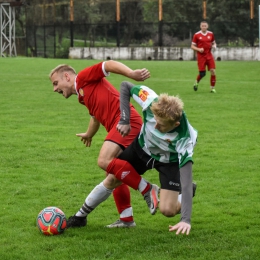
[130,85,198,167]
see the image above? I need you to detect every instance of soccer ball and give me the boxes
[36,206,67,236]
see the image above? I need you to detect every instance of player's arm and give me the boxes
[104,60,150,82]
[212,41,217,49]
[116,81,134,137]
[191,42,197,51]
[76,117,100,147]
[169,161,193,235]
[191,43,204,53]
[179,161,193,224]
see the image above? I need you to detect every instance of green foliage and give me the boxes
[56,39,70,59]
[14,0,260,49]
[140,39,154,47]
[0,58,259,259]
[227,37,248,47]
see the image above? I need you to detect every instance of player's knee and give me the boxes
[199,71,206,78]
[159,205,178,217]
[104,174,121,189]
[97,157,110,171]
[160,209,174,217]
[210,69,216,75]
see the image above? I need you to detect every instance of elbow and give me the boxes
[120,81,133,91]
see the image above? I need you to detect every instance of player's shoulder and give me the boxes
[207,30,214,35]
[194,31,202,35]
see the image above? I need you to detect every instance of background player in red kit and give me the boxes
[49,60,150,228]
[191,21,217,93]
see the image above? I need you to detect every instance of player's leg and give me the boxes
[74,115,142,228]
[159,190,180,217]
[99,140,136,227]
[67,116,142,228]
[156,162,181,216]
[107,137,160,215]
[106,182,136,228]
[194,57,206,91]
[102,119,142,228]
[107,158,160,215]
[67,174,122,228]
[66,139,126,228]
[162,163,196,218]
[208,56,216,93]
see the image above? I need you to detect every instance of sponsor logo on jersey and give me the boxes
[79,88,84,96]
[121,171,130,179]
[138,89,149,101]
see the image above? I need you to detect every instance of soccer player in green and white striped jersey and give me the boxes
[106,81,198,235]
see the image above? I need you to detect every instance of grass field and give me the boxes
[0,58,259,260]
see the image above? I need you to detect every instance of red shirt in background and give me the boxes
[192,30,215,56]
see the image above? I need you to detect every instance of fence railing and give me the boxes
[15,20,259,58]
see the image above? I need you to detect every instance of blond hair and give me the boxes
[150,93,183,123]
[49,64,76,79]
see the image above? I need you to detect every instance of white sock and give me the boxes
[138,178,148,193]
[75,182,112,217]
[120,207,133,218]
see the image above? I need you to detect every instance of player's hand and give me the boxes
[169,222,191,235]
[199,48,204,53]
[129,68,150,81]
[76,133,92,147]
[116,124,131,137]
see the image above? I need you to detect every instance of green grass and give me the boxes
[0,58,259,260]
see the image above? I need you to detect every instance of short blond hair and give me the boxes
[49,64,76,79]
[150,93,183,123]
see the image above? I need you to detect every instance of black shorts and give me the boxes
[118,136,180,192]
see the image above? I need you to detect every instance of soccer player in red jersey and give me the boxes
[49,60,152,228]
[191,21,217,93]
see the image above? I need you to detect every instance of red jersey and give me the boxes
[192,30,215,56]
[75,62,139,132]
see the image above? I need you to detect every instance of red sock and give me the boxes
[121,216,134,222]
[107,158,141,190]
[141,183,151,196]
[196,75,202,83]
[211,75,216,87]
[113,184,134,222]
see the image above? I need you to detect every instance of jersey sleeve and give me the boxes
[77,62,106,83]
[130,85,158,111]
[118,81,134,125]
[191,33,197,46]
[179,162,193,224]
